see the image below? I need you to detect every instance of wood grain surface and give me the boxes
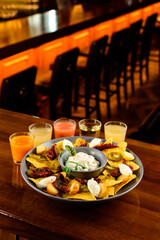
[0,108,160,240]
[0,0,158,59]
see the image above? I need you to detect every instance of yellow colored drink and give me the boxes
[79,119,102,138]
[29,123,52,147]
[104,121,127,143]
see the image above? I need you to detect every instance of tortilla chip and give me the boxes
[107,186,115,196]
[125,161,140,171]
[107,159,124,168]
[63,192,96,200]
[28,177,44,187]
[103,169,111,176]
[73,138,87,147]
[104,138,113,144]
[98,170,115,181]
[26,157,49,168]
[103,178,123,186]
[98,183,109,198]
[48,159,61,173]
[55,140,64,152]
[118,142,127,154]
[102,147,123,159]
[117,174,130,182]
[115,174,136,194]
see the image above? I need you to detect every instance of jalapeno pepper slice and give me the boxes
[107,152,123,161]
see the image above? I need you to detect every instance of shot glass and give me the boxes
[104,121,127,143]
[78,119,102,138]
[9,132,34,164]
[29,122,53,147]
[53,118,76,138]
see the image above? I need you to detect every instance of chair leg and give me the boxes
[123,69,128,100]
[16,235,20,240]
[131,68,135,94]
[74,76,80,111]
[116,73,121,109]
[85,83,90,118]
[105,79,111,118]
[95,89,101,121]
[146,57,149,82]
[140,60,143,86]
[49,95,57,120]
[158,46,160,75]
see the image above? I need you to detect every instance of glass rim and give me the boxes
[53,118,76,126]
[9,132,34,143]
[78,118,102,127]
[104,121,127,129]
[29,122,53,131]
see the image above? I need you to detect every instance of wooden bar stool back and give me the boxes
[36,48,79,120]
[0,66,37,115]
[74,35,108,120]
[102,28,130,117]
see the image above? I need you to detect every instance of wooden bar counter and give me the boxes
[0,108,160,240]
[0,0,159,59]
[0,0,160,84]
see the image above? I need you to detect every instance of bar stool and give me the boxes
[102,28,130,117]
[35,48,79,120]
[135,14,157,85]
[0,67,38,116]
[122,20,143,98]
[74,35,108,120]
[150,15,160,74]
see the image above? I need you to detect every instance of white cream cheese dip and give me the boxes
[67,152,99,171]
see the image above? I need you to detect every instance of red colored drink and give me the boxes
[53,119,76,138]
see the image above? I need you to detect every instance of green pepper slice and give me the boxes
[107,152,123,161]
[105,165,116,171]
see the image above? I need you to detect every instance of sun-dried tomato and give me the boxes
[79,142,88,147]
[75,178,88,184]
[47,144,59,160]
[110,170,121,177]
[27,167,53,178]
[75,177,101,184]
[94,143,118,151]
[54,173,70,193]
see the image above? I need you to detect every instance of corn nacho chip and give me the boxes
[29,177,43,187]
[63,192,96,200]
[26,157,49,168]
[98,183,109,199]
[107,159,124,168]
[115,174,136,194]
[73,138,87,147]
[102,146,123,159]
[125,161,140,171]
[48,159,61,173]
[102,178,123,186]
[55,140,64,152]
[107,186,115,196]
[123,151,135,161]
[104,138,113,144]
[98,169,115,181]
[118,142,127,154]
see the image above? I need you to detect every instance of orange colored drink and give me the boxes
[9,132,34,164]
[53,118,76,138]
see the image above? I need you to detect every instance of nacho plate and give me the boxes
[21,136,144,204]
